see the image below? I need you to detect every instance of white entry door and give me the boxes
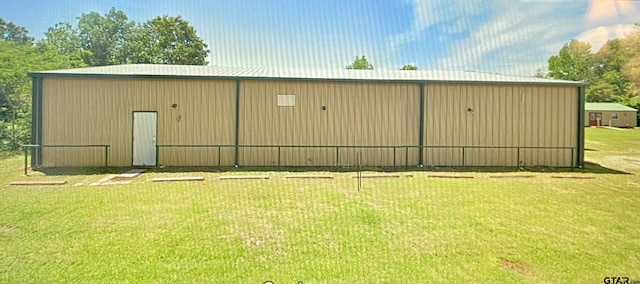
[132,112,157,166]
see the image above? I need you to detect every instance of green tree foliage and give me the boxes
[41,8,210,66]
[547,39,596,83]
[401,64,418,70]
[127,16,209,65]
[545,26,640,124]
[0,19,33,44]
[0,21,84,151]
[76,8,135,65]
[346,55,374,70]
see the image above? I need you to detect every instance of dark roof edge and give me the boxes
[28,72,589,87]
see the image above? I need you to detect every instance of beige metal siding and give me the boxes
[238,81,420,166]
[41,76,580,168]
[41,78,236,166]
[584,111,636,127]
[423,84,578,167]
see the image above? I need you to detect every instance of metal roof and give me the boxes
[29,64,586,86]
[585,103,637,112]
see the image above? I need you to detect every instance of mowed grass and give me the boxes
[1,128,639,283]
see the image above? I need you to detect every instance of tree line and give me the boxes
[542,24,640,119]
[0,8,210,151]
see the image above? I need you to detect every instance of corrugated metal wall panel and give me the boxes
[238,81,420,167]
[41,78,236,167]
[423,84,577,167]
[41,78,578,168]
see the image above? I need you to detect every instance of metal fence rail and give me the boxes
[156,144,575,170]
[22,144,110,175]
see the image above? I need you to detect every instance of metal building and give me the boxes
[584,103,637,127]
[28,64,587,168]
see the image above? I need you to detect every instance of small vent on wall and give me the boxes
[277,94,296,107]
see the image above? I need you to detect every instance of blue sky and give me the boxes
[2,0,639,76]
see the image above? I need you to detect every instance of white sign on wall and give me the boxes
[277,94,296,107]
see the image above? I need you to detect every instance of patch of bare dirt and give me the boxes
[0,224,18,233]
[500,259,531,276]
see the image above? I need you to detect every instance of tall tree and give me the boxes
[127,16,209,65]
[346,55,374,70]
[41,8,210,66]
[401,64,418,70]
[38,23,85,58]
[547,39,596,83]
[76,8,135,66]
[619,26,640,90]
[0,19,33,44]
[548,39,594,82]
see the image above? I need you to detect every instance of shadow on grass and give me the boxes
[32,161,630,176]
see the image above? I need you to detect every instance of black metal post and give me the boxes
[336,146,339,168]
[405,146,409,170]
[516,147,520,171]
[24,146,28,176]
[104,146,109,167]
[570,148,574,169]
[155,145,160,167]
[393,147,396,169]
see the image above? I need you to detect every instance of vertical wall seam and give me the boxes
[418,83,425,166]
[234,80,240,166]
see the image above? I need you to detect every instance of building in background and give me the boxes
[584,102,638,128]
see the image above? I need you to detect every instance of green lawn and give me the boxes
[1,127,640,283]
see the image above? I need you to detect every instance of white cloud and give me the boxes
[576,24,638,52]
[386,0,486,53]
[433,2,581,75]
[388,0,640,76]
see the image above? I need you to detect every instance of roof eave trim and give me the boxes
[27,72,588,87]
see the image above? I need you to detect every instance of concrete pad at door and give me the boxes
[90,174,118,186]
[152,177,205,182]
[119,169,147,178]
[220,175,269,180]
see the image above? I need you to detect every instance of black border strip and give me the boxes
[577,86,585,167]
[28,72,587,87]
[30,77,43,167]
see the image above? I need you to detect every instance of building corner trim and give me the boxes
[30,76,43,167]
[577,86,585,167]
